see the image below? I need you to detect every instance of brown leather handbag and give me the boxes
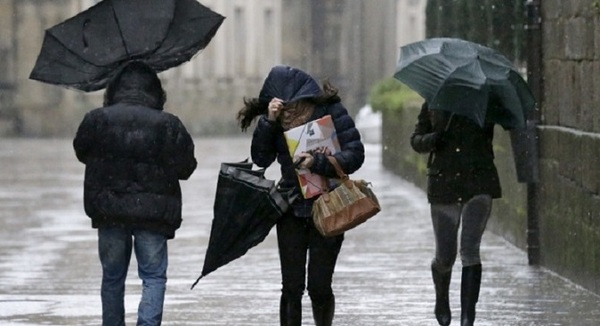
[312,156,381,237]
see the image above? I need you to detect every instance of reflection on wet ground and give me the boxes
[0,137,599,325]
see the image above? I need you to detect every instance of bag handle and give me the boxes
[326,156,349,181]
[320,156,354,198]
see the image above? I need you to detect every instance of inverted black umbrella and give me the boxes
[191,160,294,289]
[394,37,535,129]
[29,0,224,92]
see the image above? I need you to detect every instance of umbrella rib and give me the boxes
[110,1,130,59]
[428,60,484,104]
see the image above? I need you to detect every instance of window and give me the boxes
[234,7,247,74]
[261,8,275,71]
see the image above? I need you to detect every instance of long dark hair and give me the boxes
[236,79,341,131]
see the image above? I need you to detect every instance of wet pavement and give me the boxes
[0,137,599,326]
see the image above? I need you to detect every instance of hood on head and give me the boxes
[258,65,322,104]
[104,61,166,109]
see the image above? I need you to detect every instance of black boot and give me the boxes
[432,265,452,326]
[311,296,335,326]
[280,295,302,326]
[460,264,482,326]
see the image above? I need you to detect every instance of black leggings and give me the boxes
[430,194,492,272]
[276,212,344,305]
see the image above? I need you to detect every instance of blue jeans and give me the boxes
[98,227,168,326]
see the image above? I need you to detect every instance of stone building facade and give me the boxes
[395,0,427,48]
[280,0,398,116]
[1,0,406,137]
[0,1,18,135]
[1,0,283,136]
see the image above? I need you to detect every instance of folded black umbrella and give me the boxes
[191,160,295,289]
[29,0,225,92]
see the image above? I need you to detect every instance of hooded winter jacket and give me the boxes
[73,64,197,239]
[251,65,365,217]
[410,102,501,204]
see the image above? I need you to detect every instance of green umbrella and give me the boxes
[394,37,535,129]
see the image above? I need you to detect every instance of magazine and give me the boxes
[284,115,341,199]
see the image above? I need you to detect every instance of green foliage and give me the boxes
[405,151,428,175]
[368,78,421,113]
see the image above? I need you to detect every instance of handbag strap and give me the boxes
[326,156,349,181]
[319,156,353,197]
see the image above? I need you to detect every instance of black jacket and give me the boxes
[251,102,364,217]
[410,102,501,204]
[251,66,364,217]
[73,102,197,239]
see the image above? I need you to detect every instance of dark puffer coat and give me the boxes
[251,66,364,217]
[410,102,501,204]
[73,81,196,239]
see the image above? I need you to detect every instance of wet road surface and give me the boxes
[0,137,599,325]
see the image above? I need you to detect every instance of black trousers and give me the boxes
[276,212,344,305]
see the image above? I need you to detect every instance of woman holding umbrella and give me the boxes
[237,65,364,326]
[410,99,502,326]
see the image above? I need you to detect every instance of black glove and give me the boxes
[431,131,448,151]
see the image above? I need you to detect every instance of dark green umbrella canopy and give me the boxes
[30,0,224,92]
[394,37,535,129]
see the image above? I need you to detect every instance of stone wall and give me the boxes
[380,0,600,295]
[536,0,600,295]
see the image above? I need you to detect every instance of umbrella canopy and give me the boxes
[394,37,535,129]
[29,0,225,92]
[191,161,294,289]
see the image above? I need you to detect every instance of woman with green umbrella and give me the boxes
[410,97,503,326]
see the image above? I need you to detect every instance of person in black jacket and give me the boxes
[73,61,197,326]
[410,101,502,326]
[237,65,364,326]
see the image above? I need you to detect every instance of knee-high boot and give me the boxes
[432,264,452,326]
[311,296,335,326]
[460,264,482,326]
[280,295,302,326]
